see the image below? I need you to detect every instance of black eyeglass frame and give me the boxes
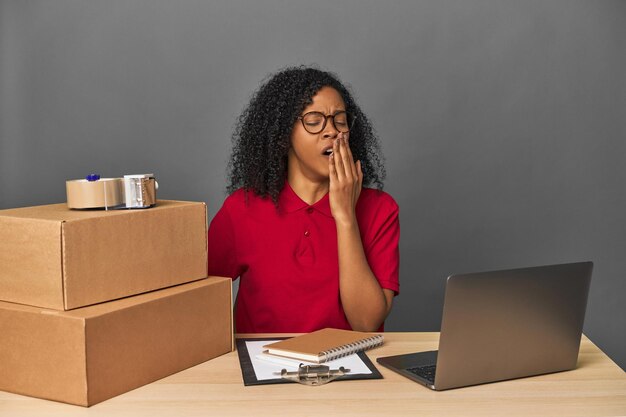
[296,111,357,134]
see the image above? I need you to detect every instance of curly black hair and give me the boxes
[227,65,386,204]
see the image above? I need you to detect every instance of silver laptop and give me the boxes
[377,262,593,390]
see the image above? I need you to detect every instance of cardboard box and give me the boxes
[0,277,233,407]
[0,200,208,310]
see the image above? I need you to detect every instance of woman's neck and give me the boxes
[287,173,329,205]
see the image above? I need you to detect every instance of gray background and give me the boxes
[1,1,624,369]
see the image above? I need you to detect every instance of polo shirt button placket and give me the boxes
[304,207,313,237]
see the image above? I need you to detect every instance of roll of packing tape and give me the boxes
[66,174,157,209]
[66,178,124,209]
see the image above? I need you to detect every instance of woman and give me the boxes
[208,66,399,333]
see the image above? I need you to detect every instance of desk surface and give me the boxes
[0,333,624,417]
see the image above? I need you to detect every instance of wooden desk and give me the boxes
[0,333,624,416]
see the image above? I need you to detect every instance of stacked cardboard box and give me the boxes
[0,200,233,406]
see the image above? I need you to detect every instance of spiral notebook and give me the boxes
[262,328,384,363]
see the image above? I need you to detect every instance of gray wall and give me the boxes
[1,1,624,369]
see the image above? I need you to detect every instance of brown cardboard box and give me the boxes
[0,200,208,310]
[0,277,233,407]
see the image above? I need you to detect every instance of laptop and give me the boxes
[377,261,593,390]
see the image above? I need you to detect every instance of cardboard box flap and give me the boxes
[0,200,202,222]
[61,278,227,319]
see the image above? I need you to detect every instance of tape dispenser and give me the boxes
[66,174,158,210]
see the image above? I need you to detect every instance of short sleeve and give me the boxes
[207,200,245,279]
[362,195,400,295]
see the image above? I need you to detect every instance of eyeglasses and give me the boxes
[297,111,356,134]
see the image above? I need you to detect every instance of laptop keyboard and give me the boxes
[406,364,436,384]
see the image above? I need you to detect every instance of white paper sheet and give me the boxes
[246,340,374,381]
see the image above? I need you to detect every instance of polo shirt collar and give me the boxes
[279,180,333,217]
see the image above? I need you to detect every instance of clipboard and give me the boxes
[236,337,383,386]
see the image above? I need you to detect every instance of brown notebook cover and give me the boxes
[262,328,384,363]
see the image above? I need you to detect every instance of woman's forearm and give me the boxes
[336,219,392,331]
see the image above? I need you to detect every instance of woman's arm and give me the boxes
[329,134,395,331]
[336,221,395,331]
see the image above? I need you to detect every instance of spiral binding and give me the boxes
[319,334,384,362]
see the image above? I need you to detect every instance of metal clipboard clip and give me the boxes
[276,364,350,386]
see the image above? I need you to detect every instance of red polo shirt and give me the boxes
[207,182,399,333]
